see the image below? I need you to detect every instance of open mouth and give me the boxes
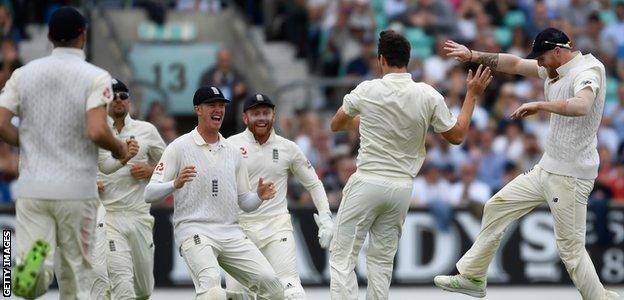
[211,115,222,121]
[255,123,268,128]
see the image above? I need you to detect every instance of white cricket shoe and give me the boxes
[434,274,487,298]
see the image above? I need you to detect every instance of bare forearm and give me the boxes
[455,92,478,135]
[537,99,588,117]
[93,134,125,159]
[471,51,538,77]
[330,115,360,132]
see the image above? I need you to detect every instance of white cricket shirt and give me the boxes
[227,129,329,233]
[98,114,166,212]
[151,128,251,246]
[342,72,456,179]
[0,47,113,200]
[537,52,606,179]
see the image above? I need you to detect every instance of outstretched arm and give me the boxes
[444,40,540,78]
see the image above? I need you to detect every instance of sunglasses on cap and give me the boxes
[114,92,129,100]
[543,40,571,49]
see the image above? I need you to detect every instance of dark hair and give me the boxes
[50,35,82,48]
[377,30,411,68]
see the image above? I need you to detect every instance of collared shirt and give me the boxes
[151,128,251,245]
[98,114,166,212]
[537,52,606,179]
[342,72,456,179]
[227,129,329,226]
[0,47,113,200]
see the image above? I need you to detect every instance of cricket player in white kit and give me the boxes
[0,7,132,299]
[94,79,166,299]
[328,30,492,299]
[144,86,284,300]
[226,94,333,299]
[436,28,619,300]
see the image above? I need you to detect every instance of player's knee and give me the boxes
[196,287,226,300]
[255,275,284,300]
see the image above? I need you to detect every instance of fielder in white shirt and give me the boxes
[437,28,619,300]
[0,7,132,299]
[92,79,166,299]
[329,30,492,300]
[143,86,284,300]
[226,94,333,299]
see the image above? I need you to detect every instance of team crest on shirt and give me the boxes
[103,87,111,99]
[273,148,279,162]
[306,160,312,169]
[154,162,165,175]
[240,147,248,158]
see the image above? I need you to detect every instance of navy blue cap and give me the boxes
[527,28,571,59]
[243,94,275,112]
[111,78,128,93]
[193,86,230,105]
[48,7,87,42]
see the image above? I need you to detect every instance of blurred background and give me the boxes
[0,0,623,298]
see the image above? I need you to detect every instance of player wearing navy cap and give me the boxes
[144,86,284,299]
[226,93,333,299]
[438,28,619,299]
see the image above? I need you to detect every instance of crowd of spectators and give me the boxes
[267,0,624,213]
[1,1,624,219]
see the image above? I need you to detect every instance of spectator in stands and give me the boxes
[404,0,457,37]
[199,48,248,136]
[601,2,624,54]
[323,153,357,208]
[525,0,549,38]
[577,13,612,63]
[607,160,624,202]
[0,38,22,89]
[345,38,375,77]
[449,161,491,219]
[607,82,624,141]
[493,120,524,163]
[411,163,454,231]
[157,116,179,144]
[588,182,614,246]
[146,101,167,125]
[427,134,468,174]
[597,145,615,186]
[475,129,507,190]
[0,5,19,43]
[517,133,542,173]
[424,38,456,86]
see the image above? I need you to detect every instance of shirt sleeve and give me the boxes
[151,143,179,183]
[236,154,252,195]
[342,81,367,117]
[147,125,167,163]
[98,148,124,175]
[429,87,456,133]
[289,143,330,214]
[86,72,114,111]
[0,68,21,114]
[573,69,601,97]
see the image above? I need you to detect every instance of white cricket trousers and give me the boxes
[15,197,98,299]
[329,171,413,300]
[457,165,612,300]
[101,210,155,300]
[225,214,305,299]
[180,234,284,299]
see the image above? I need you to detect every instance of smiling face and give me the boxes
[195,101,226,133]
[243,105,275,141]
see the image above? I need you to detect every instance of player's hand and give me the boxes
[174,165,196,189]
[97,180,105,193]
[257,177,276,200]
[313,212,334,249]
[130,162,154,180]
[121,138,139,165]
[444,40,472,62]
[466,65,493,96]
[510,102,541,120]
